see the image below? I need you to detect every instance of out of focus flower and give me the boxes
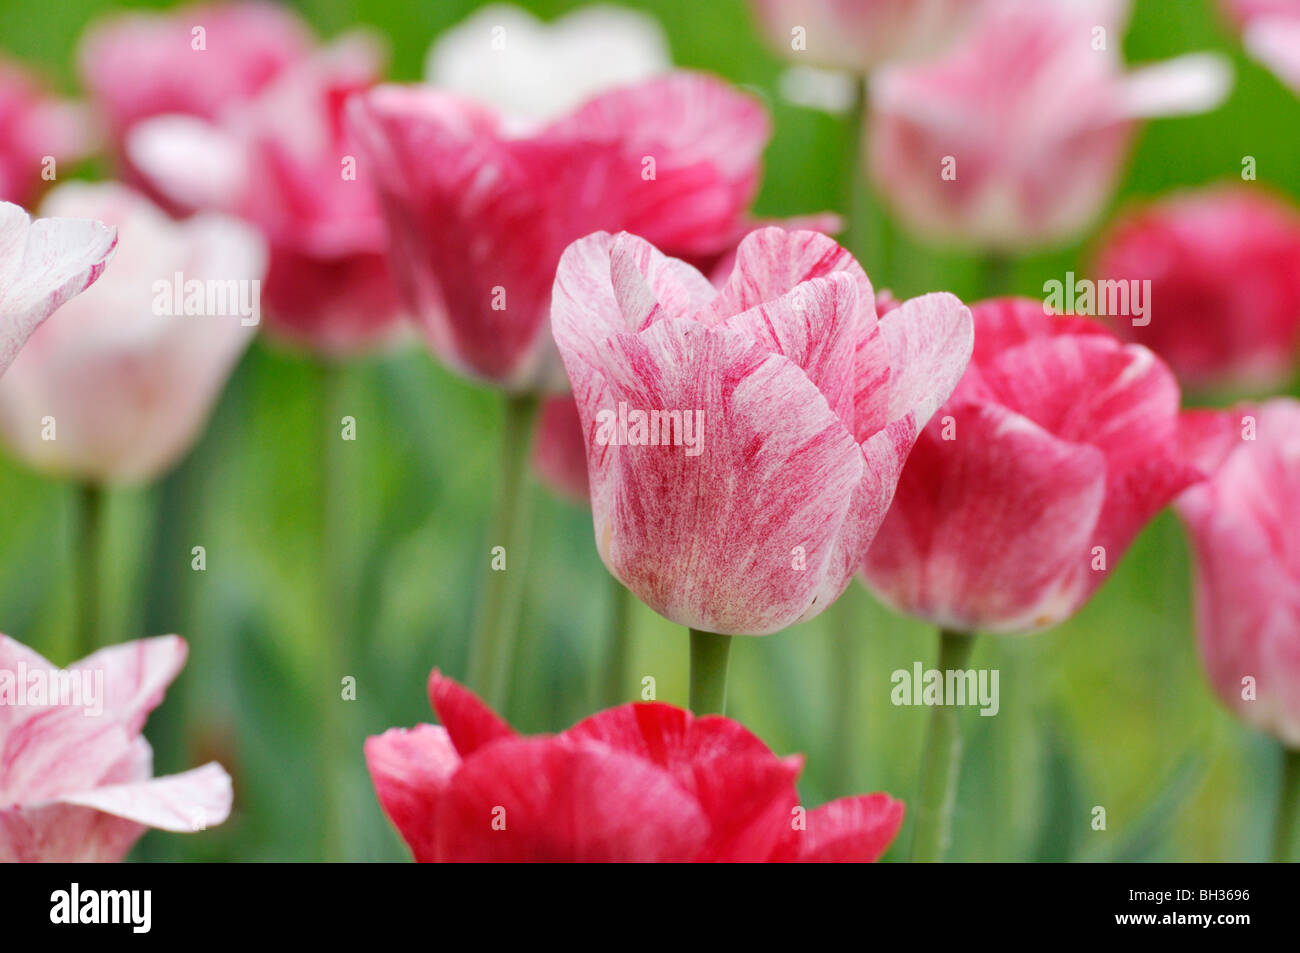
[0,199,116,376]
[1221,0,1300,94]
[426,4,670,122]
[0,634,232,862]
[750,0,992,73]
[552,227,971,635]
[0,183,264,484]
[1094,187,1300,392]
[860,297,1231,634]
[1177,398,1300,747]
[0,57,93,206]
[368,670,904,862]
[78,0,312,156]
[869,0,1232,251]
[127,36,404,354]
[349,72,772,391]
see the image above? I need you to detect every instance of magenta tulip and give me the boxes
[368,670,904,862]
[861,297,1230,634]
[1094,187,1300,392]
[551,226,971,635]
[0,199,117,377]
[0,634,232,862]
[869,0,1231,250]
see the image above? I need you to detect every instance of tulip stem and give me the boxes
[467,393,540,710]
[911,628,976,862]
[827,593,863,795]
[844,78,890,277]
[979,253,1013,298]
[1274,747,1300,862]
[689,629,733,715]
[604,577,633,707]
[73,482,105,660]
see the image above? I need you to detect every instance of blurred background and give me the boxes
[0,0,1295,861]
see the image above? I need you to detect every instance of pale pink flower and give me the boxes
[0,634,232,862]
[0,56,93,207]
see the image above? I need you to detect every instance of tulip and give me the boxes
[0,634,232,861]
[858,296,1230,859]
[77,1,312,161]
[0,57,93,207]
[0,199,117,377]
[367,670,904,862]
[552,226,972,708]
[426,3,671,122]
[868,0,1232,252]
[750,0,990,73]
[1094,187,1300,392]
[0,182,263,660]
[1175,398,1300,859]
[1221,0,1300,95]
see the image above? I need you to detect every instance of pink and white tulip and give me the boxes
[0,183,264,484]
[0,199,117,377]
[1176,398,1300,747]
[750,0,992,73]
[860,297,1230,633]
[869,0,1231,250]
[0,57,93,207]
[127,36,404,354]
[551,227,972,635]
[1221,0,1300,95]
[0,634,232,862]
[1094,187,1300,392]
[348,72,771,391]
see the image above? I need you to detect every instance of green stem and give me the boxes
[604,576,632,708]
[911,628,977,862]
[466,393,540,710]
[317,361,351,863]
[979,252,1013,299]
[73,482,104,660]
[843,78,892,279]
[689,629,733,715]
[826,593,863,796]
[1273,747,1300,862]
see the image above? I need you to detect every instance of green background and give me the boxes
[0,0,1295,861]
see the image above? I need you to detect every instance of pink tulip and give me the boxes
[0,199,117,377]
[127,36,405,354]
[1094,187,1300,391]
[347,72,771,391]
[551,227,972,635]
[1222,0,1300,95]
[861,297,1232,634]
[1176,399,1300,747]
[78,1,312,155]
[0,57,93,207]
[0,634,232,862]
[0,183,264,484]
[368,670,905,862]
[751,0,992,72]
[869,0,1231,250]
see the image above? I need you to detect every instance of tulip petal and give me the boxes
[125,115,250,214]
[564,703,776,775]
[365,724,460,862]
[1245,18,1300,94]
[1117,53,1233,119]
[71,634,188,734]
[777,792,905,863]
[0,203,117,374]
[427,669,515,757]
[435,736,710,861]
[55,761,233,833]
[691,753,804,862]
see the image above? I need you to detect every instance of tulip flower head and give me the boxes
[0,182,264,484]
[552,227,972,635]
[0,199,117,377]
[368,670,904,862]
[1094,187,1300,392]
[869,0,1232,250]
[0,57,93,207]
[1176,398,1300,747]
[0,635,233,862]
[861,297,1231,634]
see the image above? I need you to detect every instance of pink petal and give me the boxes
[427,670,516,758]
[779,793,905,863]
[1116,54,1233,119]
[55,761,232,833]
[1245,17,1300,94]
[0,202,117,375]
[434,736,710,862]
[365,724,460,862]
[691,753,803,862]
[71,634,188,734]
[532,394,590,503]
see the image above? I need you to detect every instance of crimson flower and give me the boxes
[368,671,904,862]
